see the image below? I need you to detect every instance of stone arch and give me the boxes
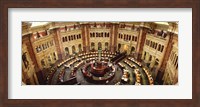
[91,42,95,50]
[98,42,102,50]
[105,42,109,50]
[65,47,69,56]
[130,46,135,54]
[78,44,82,52]
[72,45,76,54]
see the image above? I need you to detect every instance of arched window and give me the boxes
[65,47,69,56]
[150,41,152,47]
[154,42,156,48]
[149,55,152,61]
[72,46,76,54]
[135,37,137,42]
[158,44,161,51]
[155,43,157,49]
[74,35,76,40]
[129,35,131,41]
[131,47,135,54]
[107,33,109,37]
[93,32,95,37]
[96,33,98,37]
[98,42,102,50]
[62,37,65,42]
[79,34,81,39]
[144,51,146,58]
[65,37,68,41]
[91,42,95,50]
[68,36,71,41]
[71,35,73,40]
[78,44,82,52]
[105,42,109,50]
[90,33,92,37]
[161,45,164,52]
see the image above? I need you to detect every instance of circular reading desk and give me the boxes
[82,61,116,84]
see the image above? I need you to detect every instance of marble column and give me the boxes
[158,33,176,79]
[109,24,119,52]
[50,28,64,60]
[22,33,41,84]
[81,24,87,52]
[110,24,114,52]
[135,26,148,61]
[113,24,119,51]
[86,24,90,52]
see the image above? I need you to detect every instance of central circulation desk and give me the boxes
[82,61,115,84]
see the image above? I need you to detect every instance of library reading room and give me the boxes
[22,22,178,85]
